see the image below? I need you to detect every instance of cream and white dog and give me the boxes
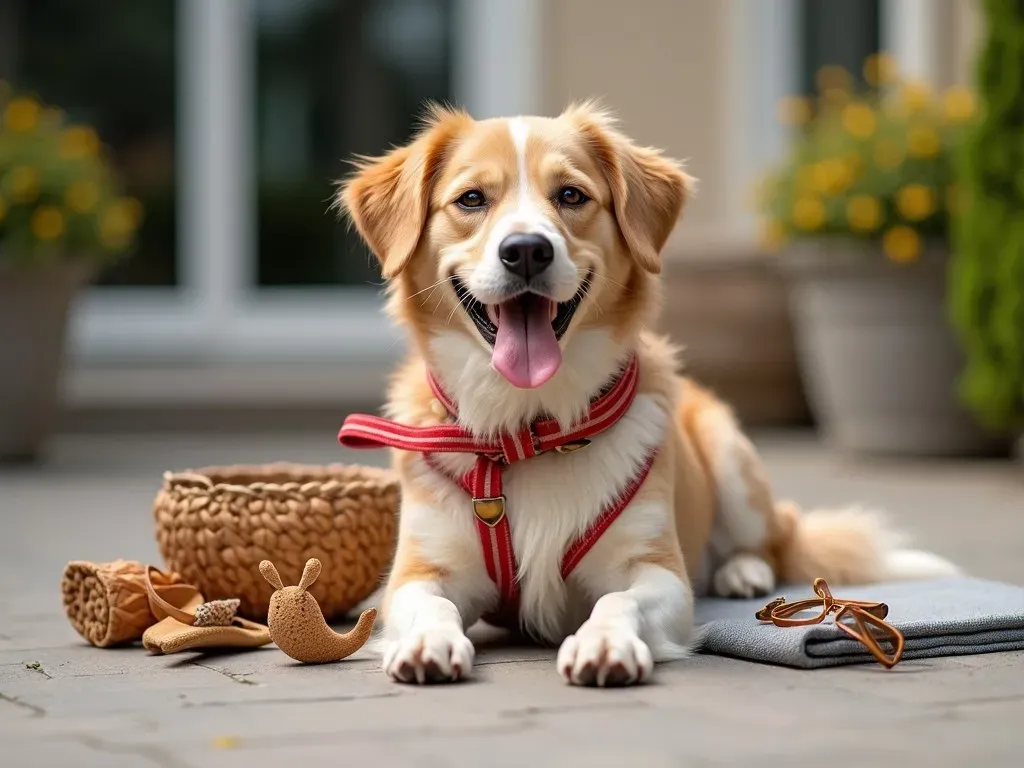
[337,102,959,687]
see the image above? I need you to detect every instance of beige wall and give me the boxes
[946,0,983,87]
[540,0,738,256]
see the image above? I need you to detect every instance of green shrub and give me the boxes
[0,83,142,269]
[950,0,1024,430]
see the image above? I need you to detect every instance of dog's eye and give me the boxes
[557,186,588,207]
[456,190,487,210]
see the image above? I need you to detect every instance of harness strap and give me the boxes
[338,355,652,613]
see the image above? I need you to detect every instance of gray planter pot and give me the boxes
[0,262,92,462]
[778,239,1011,457]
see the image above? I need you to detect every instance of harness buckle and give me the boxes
[472,495,506,527]
[528,425,543,453]
[554,438,591,454]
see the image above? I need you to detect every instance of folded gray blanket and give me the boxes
[694,577,1024,668]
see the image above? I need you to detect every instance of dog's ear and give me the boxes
[337,104,471,279]
[565,101,694,274]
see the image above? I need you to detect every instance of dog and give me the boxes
[336,101,960,686]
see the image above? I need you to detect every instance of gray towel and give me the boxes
[694,577,1024,668]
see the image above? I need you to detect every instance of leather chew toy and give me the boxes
[259,558,377,664]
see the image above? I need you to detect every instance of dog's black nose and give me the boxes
[498,233,554,281]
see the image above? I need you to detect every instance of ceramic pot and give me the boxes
[0,262,91,462]
[777,239,1011,456]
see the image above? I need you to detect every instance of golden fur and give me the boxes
[337,102,960,686]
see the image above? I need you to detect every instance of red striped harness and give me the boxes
[338,355,655,621]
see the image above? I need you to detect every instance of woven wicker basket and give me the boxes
[153,463,399,621]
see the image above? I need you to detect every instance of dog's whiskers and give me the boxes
[406,277,450,305]
[445,300,462,327]
[593,273,629,293]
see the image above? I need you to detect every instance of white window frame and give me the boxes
[727,0,802,241]
[881,0,941,85]
[71,0,543,365]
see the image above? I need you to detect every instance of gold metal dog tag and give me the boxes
[472,496,506,527]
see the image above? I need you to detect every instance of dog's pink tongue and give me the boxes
[492,295,562,389]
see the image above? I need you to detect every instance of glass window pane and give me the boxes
[255,0,454,287]
[798,0,880,95]
[1,0,178,287]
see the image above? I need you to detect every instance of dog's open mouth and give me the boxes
[451,273,591,389]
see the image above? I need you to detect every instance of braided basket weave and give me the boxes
[153,463,399,621]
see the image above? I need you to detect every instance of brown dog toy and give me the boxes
[62,560,186,647]
[259,558,377,664]
[141,566,271,654]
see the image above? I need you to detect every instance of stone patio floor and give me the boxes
[2,430,1023,767]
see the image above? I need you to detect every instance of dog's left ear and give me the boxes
[566,102,694,274]
[337,104,471,279]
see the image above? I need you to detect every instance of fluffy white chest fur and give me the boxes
[394,329,672,643]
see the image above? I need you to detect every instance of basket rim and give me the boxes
[160,461,399,496]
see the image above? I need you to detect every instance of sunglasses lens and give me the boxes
[784,605,827,623]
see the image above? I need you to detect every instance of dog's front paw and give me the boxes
[557,622,653,687]
[382,625,474,684]
[712,553,776,598]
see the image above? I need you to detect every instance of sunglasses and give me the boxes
[755,577,905,669]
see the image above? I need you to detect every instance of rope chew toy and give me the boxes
[259,558,376,664]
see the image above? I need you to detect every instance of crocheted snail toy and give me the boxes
[259,558,377,664]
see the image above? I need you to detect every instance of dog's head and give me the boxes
[339,101,692,391]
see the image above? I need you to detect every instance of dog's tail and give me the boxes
[772,501,961,586]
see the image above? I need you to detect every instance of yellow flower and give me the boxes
[816,65,852,94]
[59,126,101,159]
[896,185,936,221]
[882,226,921,263]
[759,218,787,252]
[99,198,139,250]
[863,53,899,85]
[793,197,827,231]
[821,87,850,108]
[941,87,976,123]
[31,206,65,241]
[776,96,812,126]
[841,102,877,139]
[3,97,41,133]
[8,166,40,202]
[907,125,941,158]
[796,165,817,191]
[815,157,856,195]
[65,180,101,213]
[901,81,933,113]
[846,195,882,233]
[874,138,905,170]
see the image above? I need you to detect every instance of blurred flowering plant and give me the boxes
[0,82,142,268]
[756,54,978,264]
